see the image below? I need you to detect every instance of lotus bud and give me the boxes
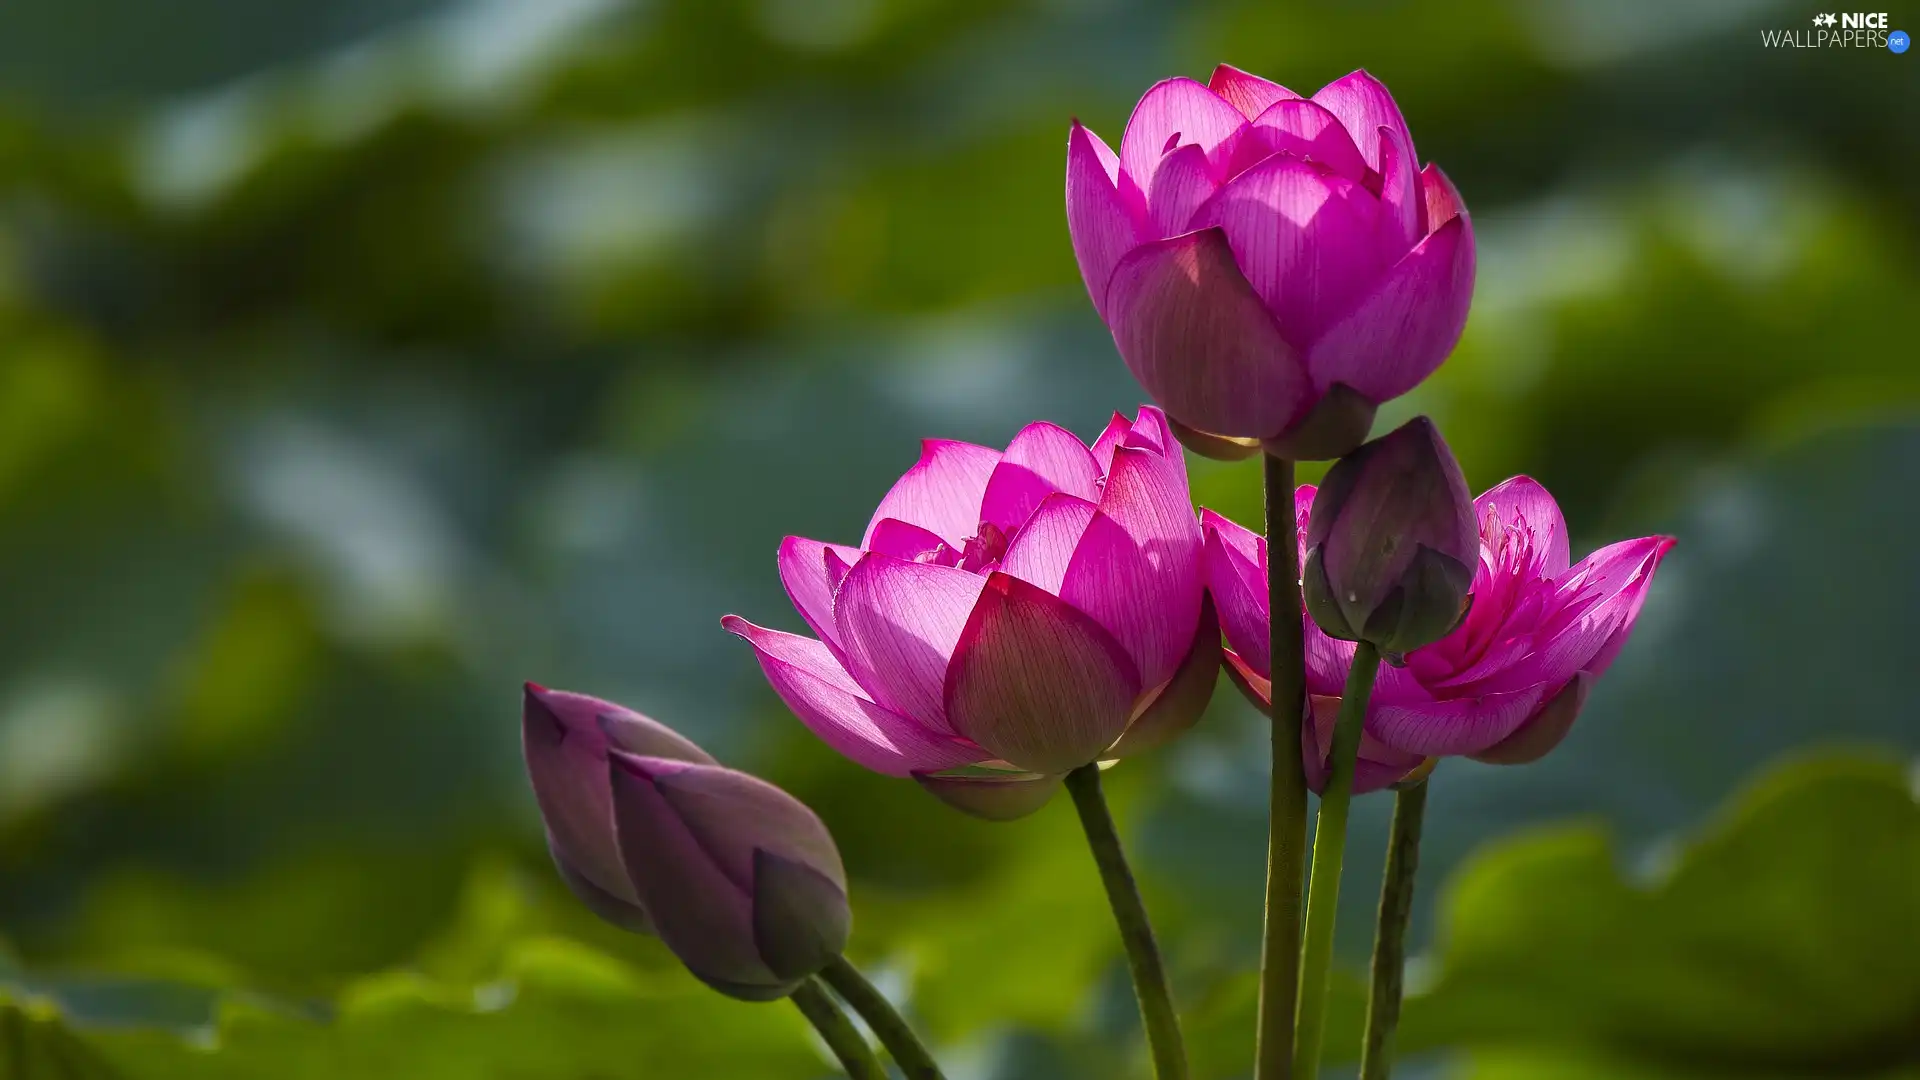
[521,685,850,1001]
[1301,416,1475,660]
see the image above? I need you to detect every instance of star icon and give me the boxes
[1823,13,1839,26]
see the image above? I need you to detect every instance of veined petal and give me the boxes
[834,552,989,733]
[1368,683,1548,757]
[1203,510,1270,679]
[1372,126,1425,261]
[1208,63,1299,119]
[1303,694,1428,795]
[1000,492,1099,594]
[1476,476,1570,575]
[1423,164,1466,230]
[865,439,1002,549]
[1119,77,1249,202]
[1108,593,1221,758]
[778,537,865,652]
[979,421,1103,534]
[723,616,982,776]
[1303,619,1358,697]
[1089,412,1134,476]
[1077,442,1205,686]
[1191,155,1389,347]
[1104,227,1311,440]
[944,573,1142,774]
[1127,405,1177,457]
[1564,535,1675,678]
[1311,69,1415,174]
[866,518,955,564]
[1228,98,1368,186]
[1304,214,1472,401]
[1471,672,1591,765]
[1068,122,1145,320]
[1147,142,1218,237]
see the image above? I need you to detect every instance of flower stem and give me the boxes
[1359,777,1429,1080]
[1065,763,1188,1080]
[1257,452,1310,1080]
[790,977,884,1080]
[1292,639,1382,1079]
[820,955,947,1080]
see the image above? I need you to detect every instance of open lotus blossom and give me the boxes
[1067,66,1475,458]
[522,685,851,1001]
[725,406,1217,821]
[1204,477,1673,790]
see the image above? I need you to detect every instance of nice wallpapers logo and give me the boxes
[1762,11,1910,49]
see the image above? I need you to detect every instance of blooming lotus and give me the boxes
[1067,66,1475,458]
[1204,477,1673,791]
[521,685,850,1001]
[725,407,1217,820]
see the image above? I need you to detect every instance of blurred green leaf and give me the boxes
[1398,754,1920,1076]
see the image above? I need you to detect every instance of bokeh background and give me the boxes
[1,0,1916,1076]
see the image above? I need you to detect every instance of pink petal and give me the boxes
[944,572,1142,773]
[1129,405,1176,456]
[1311,69,1415,175]
[1108,593,1221,758]
[1563,535,1674,678]
[1208,63,1299,119]
[1471,672,1591,766]
[1304,214,1472,400]
[1227,99,1369,186]
[1302,693,1428,795]
[1191,155,1389,348]
[778,537,865,653]
[979,421,1104,534]
[866,519,956,564]
[1000,492,1099,594]
[1103,227,1312,440]
[1090,412,1133,475]
[1147,142,1219,237]
[865,439,1002,548]
[1067,122,1146,320]
[1203,510,1270,679]
[1368,684,1548,757]
[1371,126,1425,261]
[1118,77,1250,201]
[833,552,989,733]
[1073,441,1204,686]
[1222,647,1271,711]
[1303,619,1357,697]
[723,616,983,776]
[1423,164,1466,230]
[1475,476,1570,575]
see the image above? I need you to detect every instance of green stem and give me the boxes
[1359,777,1429,1080]
[820,955,947,1080]
[1257,452,1310,1080]
[1292,639,1382,1079]
[790,978,884,1080]
[1065,763,1189,1080]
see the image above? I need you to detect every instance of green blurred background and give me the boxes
[0,0,1916,1076]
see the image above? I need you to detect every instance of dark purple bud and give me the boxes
[521,684,716,918]
[608,753,850,1002]
[1301,417,1476,658]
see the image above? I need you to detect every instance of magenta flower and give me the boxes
[522,685,850,1001]
[725,407,1218,819]
[1204,477,1673,789]
[1067,66,1475,457]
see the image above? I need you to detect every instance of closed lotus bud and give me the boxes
[1301,416,1475,659]
[522,685,850,1001]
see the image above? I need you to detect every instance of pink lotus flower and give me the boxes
[521,686,850,1001]
[1067,66,1475,457]
[725,407,1218,819]
[1203,477,1673,791]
